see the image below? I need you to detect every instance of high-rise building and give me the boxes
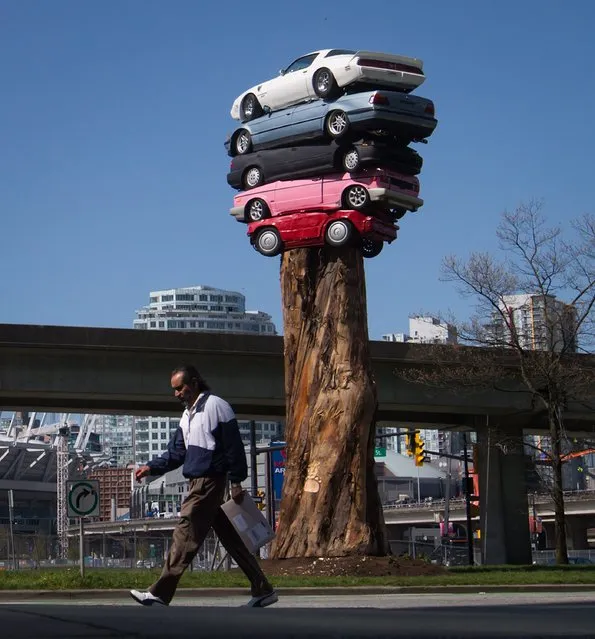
[382,316,457,345]
[127,285,281,467]
[133,285,276,336]
[96,415,136,467]
[490,294,577,353]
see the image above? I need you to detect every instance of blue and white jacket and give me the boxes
[147,393,247,483]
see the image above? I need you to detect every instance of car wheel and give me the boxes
[246,198,270,222]
[243,166,264,189]
[325,110,349,139]
[325,219,353,247]
[254,228,282,257]
[361,238,383,258]
[342,147,361,172]
[240,93,263,122]
[342,185,370,210]
[312,67,339,99]
[234,129,252,156]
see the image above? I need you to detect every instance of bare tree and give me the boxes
[270,247,389,558]
[400,202,595,564]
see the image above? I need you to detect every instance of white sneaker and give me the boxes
[244,591,278,608]
[130,589,168,606]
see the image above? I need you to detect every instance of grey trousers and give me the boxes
[149,475,272,604]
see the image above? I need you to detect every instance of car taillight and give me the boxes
[424,102,435,116]
[369,92,389,106]
[358,58,424,76]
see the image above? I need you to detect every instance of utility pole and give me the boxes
[462,432,474,565]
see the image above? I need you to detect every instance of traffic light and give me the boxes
[414,432,425,466]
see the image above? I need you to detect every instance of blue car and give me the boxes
[225,89,437,158]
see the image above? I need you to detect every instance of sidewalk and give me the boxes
[2,583,595,601]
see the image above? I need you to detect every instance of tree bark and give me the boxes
[549,404,569,564]
[270,246,389,558]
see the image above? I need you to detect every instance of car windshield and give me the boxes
[283,53,318,74]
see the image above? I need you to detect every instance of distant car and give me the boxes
[230,168,422,223]
[227,140,423,190]
[225,90,436,157]
[231,49,425,122]
[247,209,398,258]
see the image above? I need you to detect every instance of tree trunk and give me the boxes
[549,404,569,564]
[270,247,389,558]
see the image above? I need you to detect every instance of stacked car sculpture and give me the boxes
[225,48,437,258]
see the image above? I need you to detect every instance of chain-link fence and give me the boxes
[0,531,231,571]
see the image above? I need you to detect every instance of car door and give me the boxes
[273,176,323,214]
[250,106,296,149]
[289,99,329,140]
[271,53,318,110]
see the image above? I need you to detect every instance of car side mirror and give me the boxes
[262,105,271,115]
[278,69,285,76]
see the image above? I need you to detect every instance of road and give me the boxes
[1,592,595,638]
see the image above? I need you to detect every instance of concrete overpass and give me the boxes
[1,323,593,431]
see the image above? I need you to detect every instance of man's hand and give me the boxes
[135,465,151,482]
[231,483,245,504]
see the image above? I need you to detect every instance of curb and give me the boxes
[2,584,595,600]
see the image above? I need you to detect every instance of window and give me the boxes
[151,432,158,440]
[325,49,356,58]
[150,321,156,328]
[161,295,174,302]
[210,295,222,302]
[199,294,208,301]
[176,294,194,301]
[158,321,165,328]
[211,305,223,312]
[150,296,158,303]
[161,432,167,440]
[284,53,318,74]
[152,444,159,451]
[226,306,235,312]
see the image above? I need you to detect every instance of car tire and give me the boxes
[361,238,383,258]
[313,67,339,99]
[342,147,361,172]
[243,166,264,189]
[240,93,263,122]
[254,228,282,257]
[234,129,252,156]
[325,110,349,139]
[325,219,353,247]
[342,185,370,211]
[246,198,270,222]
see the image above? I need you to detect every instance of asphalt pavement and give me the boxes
[1,592,595,638]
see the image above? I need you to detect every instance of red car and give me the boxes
[247,209,397,258]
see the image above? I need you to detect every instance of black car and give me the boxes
[226,140,423,191]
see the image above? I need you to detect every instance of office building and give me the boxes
[382,316,457,345]
[490,294,577,353]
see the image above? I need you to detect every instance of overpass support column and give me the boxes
[567,518,589,550]
[477,423,531,565]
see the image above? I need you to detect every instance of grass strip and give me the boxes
[1,566,595,590]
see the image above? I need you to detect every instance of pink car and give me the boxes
[230,168,422,223]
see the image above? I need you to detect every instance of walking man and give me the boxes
[130,364,277,608]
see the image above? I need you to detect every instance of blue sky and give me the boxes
[1,0,594,339]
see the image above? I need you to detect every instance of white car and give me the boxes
[230,48,425,122]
